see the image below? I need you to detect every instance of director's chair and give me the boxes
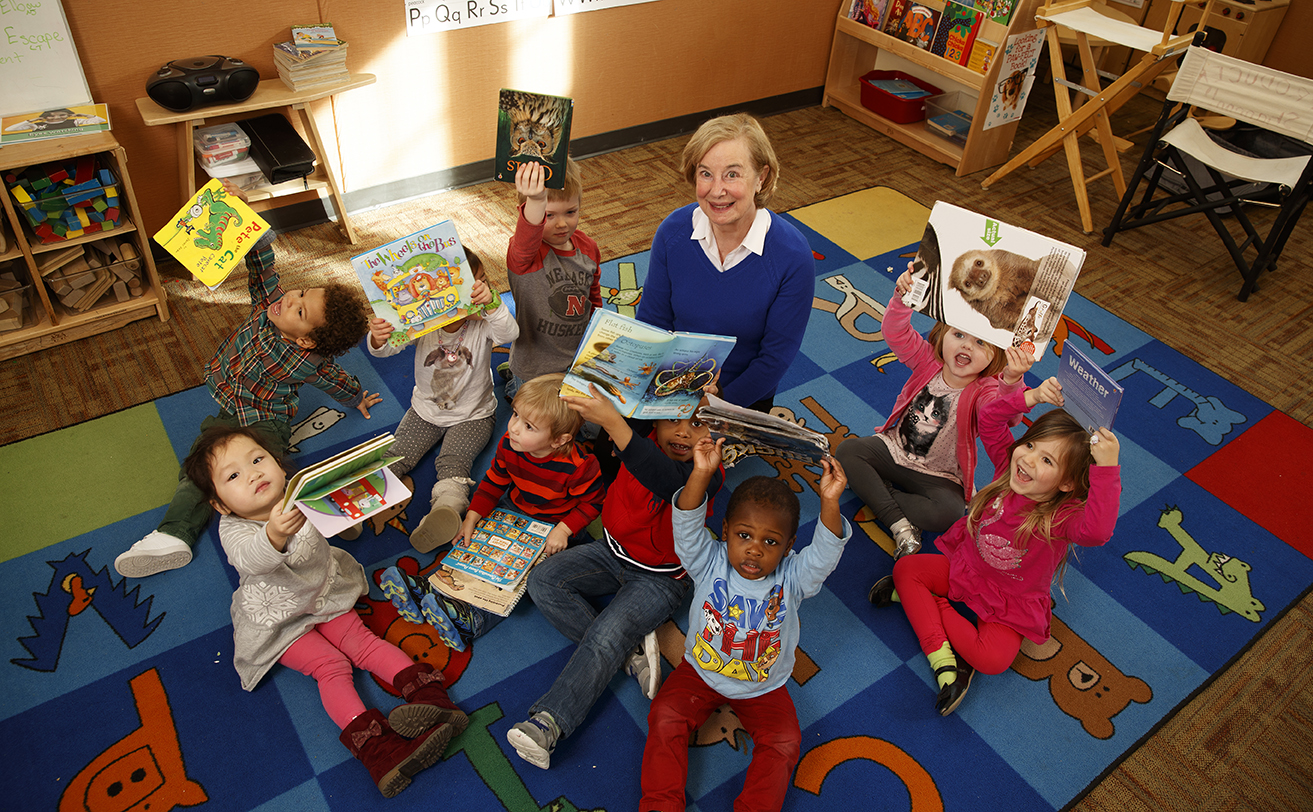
[1102,46,1313,302]
[981,0,1215,233]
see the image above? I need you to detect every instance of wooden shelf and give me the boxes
[0,134,169,361]
[137,74,376,245]
[823,1,1044,177]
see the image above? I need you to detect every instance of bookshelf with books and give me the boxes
[824,0,1042,177]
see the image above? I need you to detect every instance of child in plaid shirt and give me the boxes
[115,234,381,578]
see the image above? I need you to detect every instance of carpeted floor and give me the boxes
[2,90,1311,809]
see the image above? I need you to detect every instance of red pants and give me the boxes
[279,610,414,729]
[640,659,801,812]
[892,553,1023,675]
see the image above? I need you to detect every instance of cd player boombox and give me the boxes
[146,56,259,112]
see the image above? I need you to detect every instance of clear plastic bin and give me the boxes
[924,91,977,147]
[193,123,251,168]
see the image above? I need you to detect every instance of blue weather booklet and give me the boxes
[1056,344,1123,435]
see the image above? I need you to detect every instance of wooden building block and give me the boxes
[113,280,129,302]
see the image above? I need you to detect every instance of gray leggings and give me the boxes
[387,408,496,483]
[835,434,966,533]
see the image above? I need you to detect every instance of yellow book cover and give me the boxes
[152,179,270,289]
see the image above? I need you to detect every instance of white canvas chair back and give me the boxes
[1162,47,1313,191]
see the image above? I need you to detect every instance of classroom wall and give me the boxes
[60,0,843,233]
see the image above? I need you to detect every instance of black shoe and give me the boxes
[868,575,896,607]
[934,660,975,716]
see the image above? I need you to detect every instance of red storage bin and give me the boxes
[859,70,943,124]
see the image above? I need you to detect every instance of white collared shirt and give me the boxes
[691,206,773,272]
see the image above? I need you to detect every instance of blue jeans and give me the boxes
[526,539,690,739]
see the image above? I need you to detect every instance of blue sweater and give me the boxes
[637,204,815,406]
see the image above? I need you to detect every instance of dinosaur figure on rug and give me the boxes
[1124,505,1265,622]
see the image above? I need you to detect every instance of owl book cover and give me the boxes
[348,220,476,345]
[494,88,574,190]
[903,200,1085,361]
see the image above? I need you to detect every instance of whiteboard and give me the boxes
[0,0,92,117]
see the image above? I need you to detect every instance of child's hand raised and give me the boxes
[514,161,547,202]
[562,384,624,432]
[1024,376,1064,408]
[1090,428,1120,466]
[368,317,394,349]
[1003,345,1036,385]
[220,178,250,203]
[817,455,847,502]
[692,436,723,473]
[895,266,915,297]
[266,500,306,551]
[469,278,493,307]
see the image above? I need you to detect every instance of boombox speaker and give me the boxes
[146,56,259,113]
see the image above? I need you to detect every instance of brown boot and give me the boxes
[340,708,453,798]
[388,662,470,739]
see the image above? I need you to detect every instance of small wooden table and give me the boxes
[136,73,375,244]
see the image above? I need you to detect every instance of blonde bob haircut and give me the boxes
[511,372,583,451]
[680,114,780,209]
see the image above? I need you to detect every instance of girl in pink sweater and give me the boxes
[871,382,1122,717]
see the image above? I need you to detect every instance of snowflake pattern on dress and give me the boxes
[314,558,339,614]
[242,580,300,627]
[974,497,1025,579]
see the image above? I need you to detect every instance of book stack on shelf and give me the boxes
[273,23,349,91]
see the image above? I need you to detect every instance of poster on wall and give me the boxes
[405,0,551,34]
[554,0,660,14]
[981,28,1046,132]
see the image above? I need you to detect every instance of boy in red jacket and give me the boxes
[504,384,724,770]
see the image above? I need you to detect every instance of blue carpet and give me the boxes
[4,188,1310,812]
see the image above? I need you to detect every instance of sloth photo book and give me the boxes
[904,200,1085,360]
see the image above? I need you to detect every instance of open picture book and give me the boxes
[437,508,552,615]
[493,88,574,190]
[560,310,736,419]
[280,434,409,538]
[1056,344,1123,436]
[696,394,831,464]
[152,179,270,289]
[349,221,477,346]
[904,200,1085,361]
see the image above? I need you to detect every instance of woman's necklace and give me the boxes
[434,321,468,363]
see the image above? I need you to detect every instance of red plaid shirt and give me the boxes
[205,260,362,426]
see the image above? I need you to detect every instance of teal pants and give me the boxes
[157,412,290,547]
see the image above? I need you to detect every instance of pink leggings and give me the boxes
[891,554,1023,675]
[278,610,414,729]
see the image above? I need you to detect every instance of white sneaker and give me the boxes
[625,630,662,700]
[890,519,922,559]
[115,531,192,578]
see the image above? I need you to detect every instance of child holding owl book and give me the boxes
[499,159,603,401]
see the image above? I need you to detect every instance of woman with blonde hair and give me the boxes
[637,113,815,411]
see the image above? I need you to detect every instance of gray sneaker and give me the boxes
[506,712,558,770]
[625,630,662,700]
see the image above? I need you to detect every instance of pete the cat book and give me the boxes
[153,179,270,290]
[494,89,574,190]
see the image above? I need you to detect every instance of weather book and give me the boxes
[440,507,552,594]
[696,394,831,464]
[152,179,270,289]
[493,89,574,190]
[280,434,410,538]
[1056,344,1123,436]
[559,310,736,420]
[349,221,476,346]
[903,201,1085,361]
